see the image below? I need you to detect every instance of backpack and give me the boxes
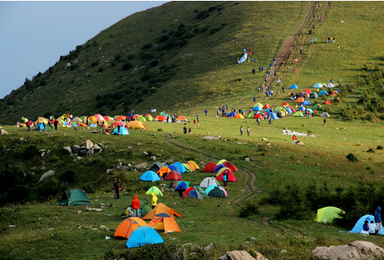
[117,182,121,190]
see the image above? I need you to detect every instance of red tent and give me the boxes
[165,171,183,181]
[222,161,238,172]
[216,168,237,182]
[182,187,196,198]
[253,114,264,119]
[324,99,331,105]
[203,162,217,173]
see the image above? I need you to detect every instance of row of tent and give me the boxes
[174,178,228,199]
[288,83,338,89]
[115,203,183,248]
[139,161,200,181]
[313,206,384,235]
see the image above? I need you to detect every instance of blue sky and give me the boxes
[0,1,167,99]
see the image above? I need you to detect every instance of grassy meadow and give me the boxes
[2,110,384,259]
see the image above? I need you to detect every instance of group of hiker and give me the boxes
[361,207,382,235]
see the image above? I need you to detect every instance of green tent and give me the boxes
[293,111,304,117]
[247,113,255,118]
[136,116,146,122]
[139,200,152,216]
[314,206,344,223]
[192,185,207,198]
[312,103,322,110]
[60,189,91,206]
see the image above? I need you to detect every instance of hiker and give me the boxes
[247,127,250,136]
[183,126,187,134]
[205,109,208,116]
[240,126,243,135]
[117,124,121,134]
[54,120,58,131]
[282,86,285,93]
[323,118,327,126]
[269,117,273,124]
[252,68,256,74]
[196,114,199,122]
[294,67,297,73]
[292,135,297,144]
[188,128,192,134]
[337,44,340,52]
[369,221,377,235]
[315,38,317,43]
[223,173,228,187]
[113,178,121,200]
[131,195,140,217]
[253,97,256,102]
[361,220,369,235]
[374,207,382,235]
[151,192,158,209]
[194,120,196,127]
[273,58,276,65]
[257,118,260,126]
[300,47,303,54]
[26,120,31,131]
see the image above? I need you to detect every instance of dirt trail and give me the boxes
[164,133,258,204]
[264,1,332,87]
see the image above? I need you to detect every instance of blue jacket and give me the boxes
[375,207,382,222]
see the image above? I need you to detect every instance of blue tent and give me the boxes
[187,190,203,200]
[139,171,161,182]
[313,83,323,88]
[318,90,327,96]
[289,84,299,89]
[285,107,292,113]
[270,112,279,120]
[302,100,312,106]
[265,108,273,113]
[298,106,306,112]
[252,106,263,112]
[126,226,164,248]
[350,214,384,235]
[227,112,236,117]
[36,123,45,131]
[113,127,129,135]
[213,164,226,173]
[169,165,182,174]
[175,181,188,191]
[173,162,187,173]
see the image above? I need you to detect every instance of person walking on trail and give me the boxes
[113,178,121,200]
[294,67,297,73]
[374,207,382,235]
[151,192,158,209]
[131,195,140,217]
[247,127,250,136]
[300,47,303,54]
[196,114,199,122]
[323,118,327,126]
[205,109,208,116]
[292,135,297,144]
[240,126,243,135]
[273,58,276,65]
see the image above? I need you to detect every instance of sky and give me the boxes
[0,1,167,99]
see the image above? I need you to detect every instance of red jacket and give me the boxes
[131,195,140,210]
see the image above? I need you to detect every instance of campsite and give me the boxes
[2,1,384,259]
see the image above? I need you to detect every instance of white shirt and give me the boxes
[369,223,376,234]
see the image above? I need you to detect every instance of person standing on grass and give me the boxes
[247,127,250,136]
[196,114,199,122]
[323,118,327,126]
[131,195,140,217]
[240,126,243,135]
[113,178,121,200]
[223,172,228,187]
[257,118,260,126]
[205,109,208,116]
[194,120,196,128]
[375,207,382,235]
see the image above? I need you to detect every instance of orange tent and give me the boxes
[114,217,148,238]
[304,88,312,94]
[103,116,113,121]
[79,123,88,127]
[143,203,183,220]
[132,115,140,120]
[157,166,171,177]
[233,113,244,119]
[115,116,126,121]
[332,91,339,97]
[127,121,147,130]
[281,102,290,107]
[176,116,187,122]
[188,161,200,170]
[263,104,272,109]
[324,99,331,105]
[88,116,97,121]
[147,213,181,233]
[296,98,305,103]
[155,115,166,121]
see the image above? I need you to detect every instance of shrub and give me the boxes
[196,11,209,20]
[81,184,95,194]
[150,60,159,67]
[142,42,153,50]
[123,62,133,71]
[91,61,99,67]
[367,148,375,153]
[239,200,259,217]
[97,67,104,73]
[116,244,184,260]
[158,34,169,43]
[377,145,383,150]
[346,153,358,162]
[114,54,121,61]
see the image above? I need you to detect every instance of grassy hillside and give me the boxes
[0,1,308,124]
